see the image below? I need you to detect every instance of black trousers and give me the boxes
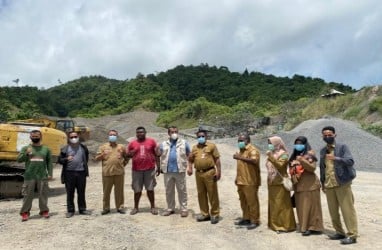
[65,171,87,212]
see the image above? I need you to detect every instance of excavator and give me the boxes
[11,116,90,142]
[0,116,90,198]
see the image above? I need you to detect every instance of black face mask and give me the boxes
[323,136,335,145]
[31,138,41,143]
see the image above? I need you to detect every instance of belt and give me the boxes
[195,167,215,173]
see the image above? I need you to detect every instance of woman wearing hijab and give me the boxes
[289,136,324,236]
[266,136,296,233]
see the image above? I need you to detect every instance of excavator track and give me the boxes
[0,164,24,199]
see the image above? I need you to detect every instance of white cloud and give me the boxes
[0,0,381,89]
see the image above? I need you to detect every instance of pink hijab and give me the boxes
[266,136,288,183]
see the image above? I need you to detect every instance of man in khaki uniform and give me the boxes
[95,129,129,215]
[233,133,261,230]
[187,129,221,224]
[319,126,358,245]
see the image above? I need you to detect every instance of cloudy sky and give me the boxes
[0,0,381,90]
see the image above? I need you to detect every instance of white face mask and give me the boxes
[170,133,178,140]
[69,137,79,144]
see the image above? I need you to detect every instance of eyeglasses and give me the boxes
[70,136,78,139]
[197,135,205,138]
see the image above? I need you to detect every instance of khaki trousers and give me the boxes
[195,169,219,217]
[20,179,49,214]
[237,185,260,224]
[325,183,358,238]
[102,174,125,210]
[163,172,187,211]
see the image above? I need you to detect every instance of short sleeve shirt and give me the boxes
[128,138,157,171]
[191,142,220,170]
[236,144,261,186]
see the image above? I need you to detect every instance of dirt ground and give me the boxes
[1,112,381,249]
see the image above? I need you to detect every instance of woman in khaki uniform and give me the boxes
[289,136,324,236]
[266,136,296,233]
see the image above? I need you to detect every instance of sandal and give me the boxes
[151,208,158,215]
[130,208,139,215]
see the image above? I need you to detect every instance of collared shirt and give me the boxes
[191,142,220,170]
[66,145,85,171]
[236,144,260,186]
[97,143,127,176]
[324,145,339,188]
[161,139,190,173]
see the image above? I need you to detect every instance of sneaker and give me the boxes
[234,219,251,226]
[42,211,50,219]
[150,208,158,215]
[247,223,260,230]
[161,210,175,216]
[21,212,29,222]
[210,216,220,224]
[79,210,91,215]
[196,214,210,222]
[117,209,126,214]
[101,210,110,215]
[180,210,189,218]
[66,212,74,218]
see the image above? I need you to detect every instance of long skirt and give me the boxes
[268,184,296,232]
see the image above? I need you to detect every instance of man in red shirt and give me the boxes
[126,126,160,215]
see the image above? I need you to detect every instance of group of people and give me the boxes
[17,125,358,245]
[262,126,357,245]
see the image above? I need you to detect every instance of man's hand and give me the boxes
[325,154,336,161]
[47,176,53,181]
[233,153,241,160]
[156,167,161,177]
[214,170,221,181]
[187,166,193,176]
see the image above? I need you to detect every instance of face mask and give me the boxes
[294,144,305,152]
[268,144,275,151]
[109,135,117,142]
[170,133,178,140]
[238,141,246,149]
[70,137,79,144]
[323,136,335,144]
[197,137,206,144]
[31,138,41,143]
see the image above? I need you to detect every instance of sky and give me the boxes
[0,0,381,90]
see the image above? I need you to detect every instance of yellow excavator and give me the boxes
[0,122,68,198]
[11,116,90,142]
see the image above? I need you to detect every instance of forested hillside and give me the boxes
[0,64,353,122]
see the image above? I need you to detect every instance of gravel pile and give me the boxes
[76,112,381,173]
[216,117,382,173]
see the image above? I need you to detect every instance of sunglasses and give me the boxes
[70,136,78,139]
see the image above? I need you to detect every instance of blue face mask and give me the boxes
[268,144,275,151]
[109,135,117,142]
[197,137,206,144]
[294,144,305,152]
[238,141,246,149]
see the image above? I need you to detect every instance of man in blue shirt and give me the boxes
[158,126,190,217]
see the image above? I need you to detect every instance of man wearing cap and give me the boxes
[187,129,221,224]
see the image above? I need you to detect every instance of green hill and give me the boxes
[4,64,381,137]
